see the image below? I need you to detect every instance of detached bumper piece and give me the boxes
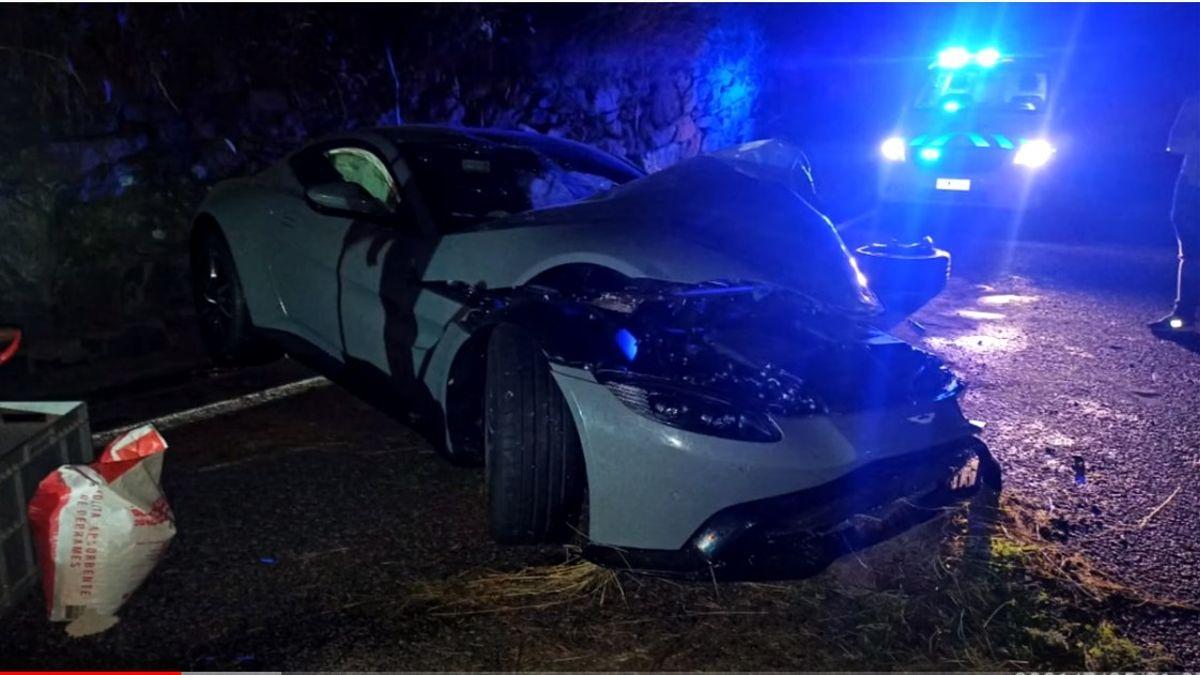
[584,438,998,581]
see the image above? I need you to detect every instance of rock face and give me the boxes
[0,4,764,355]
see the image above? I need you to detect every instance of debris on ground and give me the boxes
[27,424,175,632]
[1138,486,1182,529]
[1073,456,1087,485]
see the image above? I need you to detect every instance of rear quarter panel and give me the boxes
[195,168,297,332]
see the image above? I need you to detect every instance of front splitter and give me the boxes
[584,437,1000,581]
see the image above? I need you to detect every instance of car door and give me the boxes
[336,160,438,390]
[269,142,401,358]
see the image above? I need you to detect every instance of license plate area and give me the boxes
[935,177,971,192]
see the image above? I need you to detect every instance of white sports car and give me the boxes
[192,126,997,579]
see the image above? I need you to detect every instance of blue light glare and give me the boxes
[937,46,971,69]
[975,47,1001,68]
[1013,139,1055,168]
[615,328,639,362]
[919,147,942,162]
[942,100,963,113]
[881,136,907,161]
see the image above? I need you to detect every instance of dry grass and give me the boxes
[406,495,1188,670]
[410,547,627,615]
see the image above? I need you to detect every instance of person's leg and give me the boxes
[1173,182,1200,319]
[1150,180,1200,333]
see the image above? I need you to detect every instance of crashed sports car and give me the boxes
[191,126,997,579]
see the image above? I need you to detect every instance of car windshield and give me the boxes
[398,133,643,233]
[914,64,1049,113]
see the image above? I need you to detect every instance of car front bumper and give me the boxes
[552,365,993,573]
[582,436,996,580]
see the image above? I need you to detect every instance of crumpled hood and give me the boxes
[425,152,875,314]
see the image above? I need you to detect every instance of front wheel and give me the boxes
[191,227,280,365]
[484,324,585,544]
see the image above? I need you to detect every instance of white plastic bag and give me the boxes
[27,424,175,622]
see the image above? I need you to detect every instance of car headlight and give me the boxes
[598,372,782,443]
[881,136,907,162]
[1013,139,1055,168]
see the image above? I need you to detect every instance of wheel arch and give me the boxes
[440,262,630,465]
[190,211,222,248]
[189,200,282,332]
[441,324,494,465]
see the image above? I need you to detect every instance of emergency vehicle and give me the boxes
[879,47,1055,212]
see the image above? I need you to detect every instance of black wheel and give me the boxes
[191,226,280,365]
[485,323,585,544]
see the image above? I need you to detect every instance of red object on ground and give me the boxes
[0,327,20,366]
[26,425,176,622]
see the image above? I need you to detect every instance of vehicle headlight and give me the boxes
[881,136,907,162]
[974,47,1001,68]
[937,46,971,69]
[597,373,782,443]
[1013,139,1055,168]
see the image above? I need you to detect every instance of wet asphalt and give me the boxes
[1,235,1198,668]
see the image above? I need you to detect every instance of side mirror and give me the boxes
[306,182,388,217]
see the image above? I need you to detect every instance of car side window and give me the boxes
[324,147,401,211]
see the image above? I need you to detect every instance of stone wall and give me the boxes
[0,4,763,360]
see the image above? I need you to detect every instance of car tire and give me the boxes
[854,241,951,317]
[191,226,281,366]
[485,323,585,544]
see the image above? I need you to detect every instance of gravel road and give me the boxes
[902,238,1200,663]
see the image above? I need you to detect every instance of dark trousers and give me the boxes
[1173,179,1200,316]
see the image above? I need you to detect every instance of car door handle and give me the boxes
[280,216,298,228]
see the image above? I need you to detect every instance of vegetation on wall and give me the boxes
[0,4,763,351]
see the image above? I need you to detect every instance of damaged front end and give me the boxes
[454,275,962,435]
[439,274,994,579]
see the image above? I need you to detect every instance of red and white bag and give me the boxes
[27,424,176,621]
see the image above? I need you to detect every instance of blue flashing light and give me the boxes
[942,99,963,113]
[975,47,1001,68]
[919,147,942,162]
[937,46,971,69]
[615,328,639,362]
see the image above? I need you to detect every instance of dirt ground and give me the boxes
[1,237,1197,669]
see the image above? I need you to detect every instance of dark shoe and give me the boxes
[1148,313,1196,335]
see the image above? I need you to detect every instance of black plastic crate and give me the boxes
[0,402,91,618]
